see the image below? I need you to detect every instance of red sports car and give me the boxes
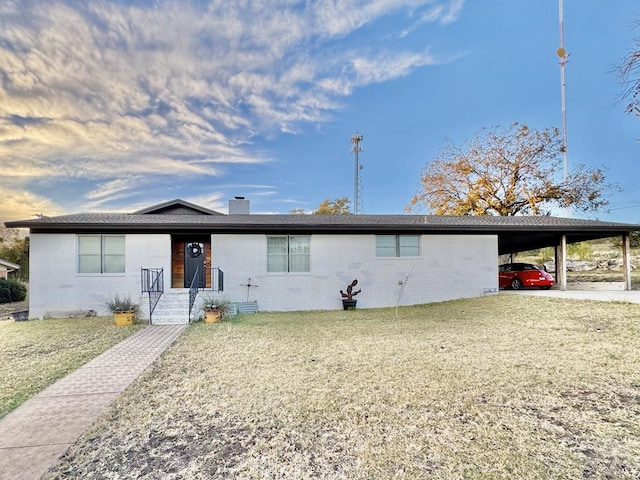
[499,263,554,290]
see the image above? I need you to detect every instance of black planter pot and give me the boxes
[342,299,357,310]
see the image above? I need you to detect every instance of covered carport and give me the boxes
[495,218,638,291]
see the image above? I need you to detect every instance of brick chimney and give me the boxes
[228,196,250,214]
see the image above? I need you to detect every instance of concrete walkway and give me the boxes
[501,288,640,303]
[0,325,186,480]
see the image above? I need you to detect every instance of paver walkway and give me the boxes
[0,325,186,480]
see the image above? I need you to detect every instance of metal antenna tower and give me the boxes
[350,132,364,214]
[557,0,569,183]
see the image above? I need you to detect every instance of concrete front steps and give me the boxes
[148,291,192,325]
[141,291,259,325]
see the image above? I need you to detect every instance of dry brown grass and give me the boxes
[0,316,143,418]
[45,295,640,479]
[567,270,640,290]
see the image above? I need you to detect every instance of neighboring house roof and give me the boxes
[0,258,20,270]
[5,199,638,254]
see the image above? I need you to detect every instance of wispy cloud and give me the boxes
[0,0,463,217]
[0,186,66,221]
[440,0,465,25]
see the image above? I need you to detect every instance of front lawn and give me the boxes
[46,296,640,479]
[0,317,143,418]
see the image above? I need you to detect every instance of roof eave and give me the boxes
[19,221,637,235]
[0,260,20,269]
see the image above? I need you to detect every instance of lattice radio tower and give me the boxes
[350,132,364,214]
[557,0,569,183]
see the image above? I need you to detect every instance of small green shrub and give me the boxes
[0,278,27,303]
[567,241,593,260]
[612,232,640,248]
[536,247,554,264]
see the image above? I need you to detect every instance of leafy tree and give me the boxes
[0,224,19,245]
[314,197,351,215]
[0,236,29,281]
[408,123,615,216]
[289,198,351,215]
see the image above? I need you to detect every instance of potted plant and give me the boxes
[103,294,139,326]
[200,295,233,323]
[340,279,361,310]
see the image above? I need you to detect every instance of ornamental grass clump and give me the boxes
[103,294,139,313]
[199,294,234,320]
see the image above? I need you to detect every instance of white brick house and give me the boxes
[5,198,637,322]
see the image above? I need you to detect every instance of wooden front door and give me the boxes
[184,241,206,288]
[171,236,211,289]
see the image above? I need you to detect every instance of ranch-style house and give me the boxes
[5,198,638,323]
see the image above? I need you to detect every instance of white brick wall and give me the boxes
[28,232,498,317]
[211,233,498,311]
[29,234,171,319]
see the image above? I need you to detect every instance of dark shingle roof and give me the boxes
[5,198,639,255]
[5,211,638,234]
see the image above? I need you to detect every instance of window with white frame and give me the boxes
[78,235,125,273]
[375,235,420,257]
[267,235,310,272]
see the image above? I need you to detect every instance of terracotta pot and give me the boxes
[204,309,221,323]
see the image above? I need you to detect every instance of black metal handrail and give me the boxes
[188,267,199,323]
[141,268,164,324]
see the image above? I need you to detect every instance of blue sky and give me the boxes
[1,0,638,222]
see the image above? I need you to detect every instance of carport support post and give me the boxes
[623,233,632,291]
[556,234,567,291]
